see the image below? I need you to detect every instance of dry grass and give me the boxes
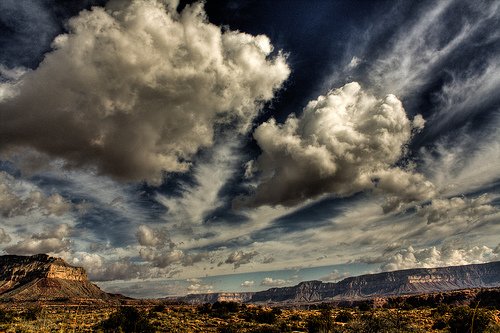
[0,303,498,332]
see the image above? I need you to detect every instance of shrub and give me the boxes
[434,303,450,316]
[150,304,166,313]
[0,308,12,324]
[198,302,212,314]
[306,311,334,333]
[250,325,281,333]
[431,318,447,330]
[347,311,417,333]
[448,306,493,333]
[23,305,42,321]
[255,310,277,324]
[335,310,354,323]
[95,306,155,333]
[271,307,282,316]
[211,301,241,318]
[218,324,241,333]
[357,302,372,312]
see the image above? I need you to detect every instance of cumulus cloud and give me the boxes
[70,252,152,281]
[224,250,258,269]
[319,269,350,282]
[260,277,292,287]
[136,225,173,248]
[0,228,11,243]
[187,281,213,294]
[380,244,499,272]
[417,194,499,225]
[0,171,71,217]
[240,280,255,287]
[376,168,436,213]
[5,223,71,255]
[139,247,208,269]
[0,0,290,184]
[238,82,427,207]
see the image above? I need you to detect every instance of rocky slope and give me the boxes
[182,261,500,304]
[0,254,112,302]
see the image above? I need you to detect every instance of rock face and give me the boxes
[181,292,255,304]
[0,254,111,302]
[181,261,500,304]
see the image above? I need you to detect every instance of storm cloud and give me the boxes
[0,0,289,184]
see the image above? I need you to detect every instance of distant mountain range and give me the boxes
[179,261,500,304]
[1,254,499,304]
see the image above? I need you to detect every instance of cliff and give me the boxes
[0,254,112,302]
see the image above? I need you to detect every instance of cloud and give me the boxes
[379,244,499,272]
[139,247,208,269]
[417,194,499,225]
[260,277,292,287]
[240,280,255,287]
[376,168,436,213]
[238,82,426,207]
[421,117,500,196]
[136,225,173,248]
[187,281,213,294]
[319,269,350,282]
[0,0,289,184]
[0,171,71,217]
[157,139,243,224]
[428,59,500,134]
[5,223,71,255]
[0,228,11,244]
[360,1,500,98]
[224,250,258,269]
[70,252,152,281]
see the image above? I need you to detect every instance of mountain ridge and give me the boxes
[179,260,500,304]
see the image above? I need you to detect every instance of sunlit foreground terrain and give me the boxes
[1,302,499,333]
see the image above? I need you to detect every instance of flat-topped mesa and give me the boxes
[0,254,114,302]
[0,254,87,283]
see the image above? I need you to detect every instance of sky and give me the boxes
[0,0,499,298]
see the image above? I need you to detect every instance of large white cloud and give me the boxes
[238,82,427,207]
[0,0,289,184]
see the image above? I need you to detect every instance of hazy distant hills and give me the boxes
[180,261,500,304]
[0,254,114,302]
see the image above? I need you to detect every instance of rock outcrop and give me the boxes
[0,254,112,302]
